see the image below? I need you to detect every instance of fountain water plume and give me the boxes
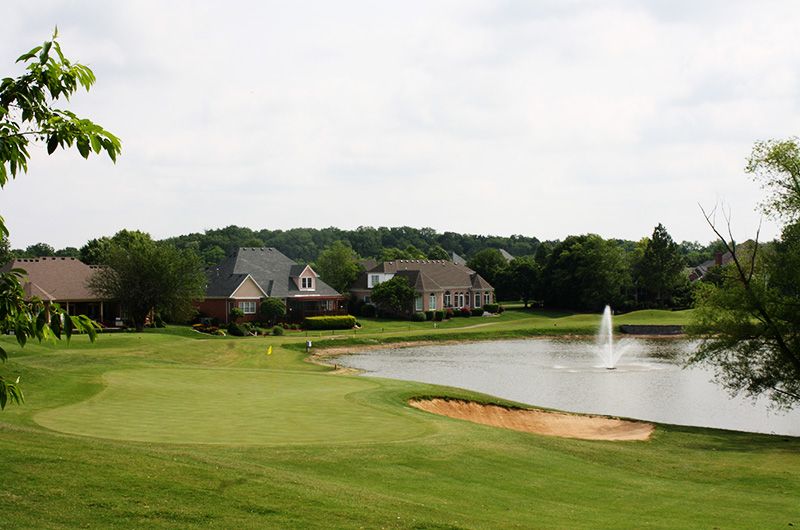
[596,305,624,369]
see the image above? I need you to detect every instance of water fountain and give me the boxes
[596,305,623,369]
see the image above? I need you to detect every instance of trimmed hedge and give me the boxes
[272,325,284,336]
[471,307,484,316]
[304,315,357,330]
[412,312,426,322]
[483,303,501,314]
[434,310,445,322]
[425,310,434,321]
[227,322,246,336]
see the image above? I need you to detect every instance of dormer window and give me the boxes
[301,277,314,290]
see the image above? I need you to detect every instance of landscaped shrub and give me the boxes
[459,307,472,317]
[471,307,484,317]
[425,310,434,321]
[483,303,500,313]
[272,325,284,336]
[227,322,246,336]
[434,310,445,321]
[360,303,377,318]
[411,312,426,322]
[260,297,286,325]
[303,315,357,330]
[229,307,244,322]
[445,308,454,319]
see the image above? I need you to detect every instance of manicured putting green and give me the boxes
[35,368,431,444]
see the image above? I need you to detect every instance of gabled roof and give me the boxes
[499,249,514,262]
[0,257,107,302]
[364,260,492,291]
[205,247,341,299]
[451,252,467,266]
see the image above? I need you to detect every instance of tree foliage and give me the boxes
[314,241,360,294]
[633,223,686,307]
[467,248,507,287]
[497,257,541,307]
[541,234,630,311]
[260,297,286,325]
[0,32,116,409]
[370,275,416,316]
[689,139,800,408]
[89,232,206,332]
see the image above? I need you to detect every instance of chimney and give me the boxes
[715,252,723,266]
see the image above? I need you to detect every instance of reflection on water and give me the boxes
[337,338,800,437]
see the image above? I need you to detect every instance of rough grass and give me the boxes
[1,309,798,529]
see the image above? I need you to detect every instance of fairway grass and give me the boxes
[1,310,799,528]
[35,368,432,444]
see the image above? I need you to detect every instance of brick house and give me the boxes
[0,257,122,325]
[350,260,494,313]
[196,247,347,323]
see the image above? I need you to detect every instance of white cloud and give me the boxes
[1,0,796,249]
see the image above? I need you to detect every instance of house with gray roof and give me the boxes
[350,260,494,313]
[197,247,347,323]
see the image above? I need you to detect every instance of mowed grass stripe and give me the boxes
[34,368,432,445]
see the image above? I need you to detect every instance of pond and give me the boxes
[336,338,800,437]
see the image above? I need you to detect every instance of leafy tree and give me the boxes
[315,241,360,294]
[24,242,55,257]
[633,224,685,307]
[427,245,450,261]
[542,234,630,311]
[201,245,226,266]
[0,236,10,265]
[467,248,507,286]
[689,138,800,408]
[260,297,286,325]
[0,31,116,408]
[370,275,416,316]
[79,236,112,265]
[89,232,206,331]
[54,246,80,258]
[497,257,541,307]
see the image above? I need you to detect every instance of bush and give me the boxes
[303,315,357,330]
[445,308,454,319]
[434,310,445,321]
[360,303,377,318]
[260,297,286,324]
[459,307,472,317]
[411,312,426,322]
[272,325,284,336]
[229,307,244,322]
[227,322,246,336]
[483,303,500,314]
[471,307,484,316]
[425,310,434,321]
[498,304,505,313]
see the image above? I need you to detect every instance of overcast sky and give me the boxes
[2,1,799,249]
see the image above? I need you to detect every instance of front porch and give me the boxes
[286,296,348,321]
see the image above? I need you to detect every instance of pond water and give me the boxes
[336,338,800,437]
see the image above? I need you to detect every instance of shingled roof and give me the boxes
[205,247,341,299]
[0,257,106,301]
[366,260,492,292]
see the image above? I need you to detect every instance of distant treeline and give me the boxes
[4,224,725,269]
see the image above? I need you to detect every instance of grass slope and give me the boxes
[1,309,798,528]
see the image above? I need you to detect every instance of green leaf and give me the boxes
[90,135,102,154]
[47,134,59,154]
[40,41,52,64]
[16,46,42,63]
[76,136,90,158]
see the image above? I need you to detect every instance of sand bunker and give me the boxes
[409,399,654,441]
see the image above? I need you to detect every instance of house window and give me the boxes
[429,293,436,310]
[444,292,451,307]
[239,301,256,314]
[370,274,380,287]
[457,293,465,307]
[474,294,481,308]
[364,296,371,304]
[484,292,491,305]
[415,296,423,311]
[301,277,313,289]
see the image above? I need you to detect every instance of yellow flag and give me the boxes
[267,345,273,355]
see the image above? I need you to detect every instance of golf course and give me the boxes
[2,309,799,528]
